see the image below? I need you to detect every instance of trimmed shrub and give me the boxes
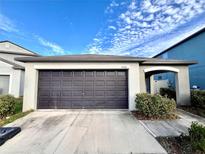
[135,93,176,117]
[188,122,205,152]
[191,90,205,109]
[160,88,176,100]
[0,95,16,119]
[14,97,23,114]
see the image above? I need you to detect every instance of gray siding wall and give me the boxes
[155,30,205,89]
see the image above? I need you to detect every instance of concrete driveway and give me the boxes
[0,110,166,154]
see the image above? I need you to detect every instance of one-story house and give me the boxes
[153,27,205,90]
[0,41,38,97]
[16,54,196,111]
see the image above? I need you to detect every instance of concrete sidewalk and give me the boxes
[139,109,205,137]
[0,110,166,154]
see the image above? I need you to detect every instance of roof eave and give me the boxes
[141,61,197,65]
[0,40,39,56]
[13,66,25,70]
[15,59,146,63]
[153,27,205,58]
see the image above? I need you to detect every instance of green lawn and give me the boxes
[0,110,33,126]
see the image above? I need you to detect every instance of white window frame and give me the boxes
[0,73,12,94]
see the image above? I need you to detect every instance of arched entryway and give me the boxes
[140,66,191,106]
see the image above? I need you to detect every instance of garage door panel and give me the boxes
[38,70,128,109]
[95,90,105,96]
[95,80,105,86]
[71,100,84,108]
[38,85,50,90]
[106,80,115,86]
[73,71,84,77]
[38,99,50,108]
[60,100,72,108]
[61,90,72,96]
[39,71,51,78]
[96,71,105,77]
[72,90,83,96]
[85,71,94,77]
[117,71,126,76]
[38,91,50,97]
[61,81,72,89]
[117,80,127,86]
[106,71,116,76]
[72,80,83,86]
[106,86,127,91]
[50,81,61,87]
[51,71,62,77]
[39,77,51,82]
[50,91,61,97]
[94,85,106,90]
[62,71,73,77]
[84,91,94,96]
[105,91,127,96]
[84,80,94,85]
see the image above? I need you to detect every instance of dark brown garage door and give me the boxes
[37,70,128,109]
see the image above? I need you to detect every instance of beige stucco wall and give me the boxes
[0,61,24,97]
[23,62,191,111]
[0,42,38,97]
[0,53,33,67]
[0,42,35,55]
[175,66,191,105]
[23,62,141,111]
[140,65,191,106]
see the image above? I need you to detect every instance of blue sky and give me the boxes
[0,0,205,57]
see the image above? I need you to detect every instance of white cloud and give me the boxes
[0,13,66,56]
[88,46,101,54]
[108,25,116,30]
[87,0,205,56]
[93,38,100,42]
[128,1,137,10]
[105,0,121,14]
[0,13,18,32]
[35,35,65,54]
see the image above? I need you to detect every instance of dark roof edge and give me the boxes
[15,58,146,63]
[15,56,197,66]
[0,57,25,70]
[141,60,197,65]
[153,27,205,58]
[0,40,40,56]
[15,54,148,62]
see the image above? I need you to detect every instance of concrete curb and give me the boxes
[139,120,157,138]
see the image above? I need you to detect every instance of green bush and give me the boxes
[191,90,205,109]
[14,97,23,114]
[160,88,176,100]
[135,93,176,117]
[0,95,17,119]
[188,122,205,152]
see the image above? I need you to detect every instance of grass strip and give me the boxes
[0,110,33,126]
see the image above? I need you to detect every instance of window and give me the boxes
[158,76,162,80]
[0,75,10,95]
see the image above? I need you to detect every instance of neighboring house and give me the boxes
[16,54,196,111]
[153,27,205,90]
[0,41,38,97]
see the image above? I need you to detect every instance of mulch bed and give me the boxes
[132,111,179,120]
[178,106,205,118]
[156,136,204,154]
